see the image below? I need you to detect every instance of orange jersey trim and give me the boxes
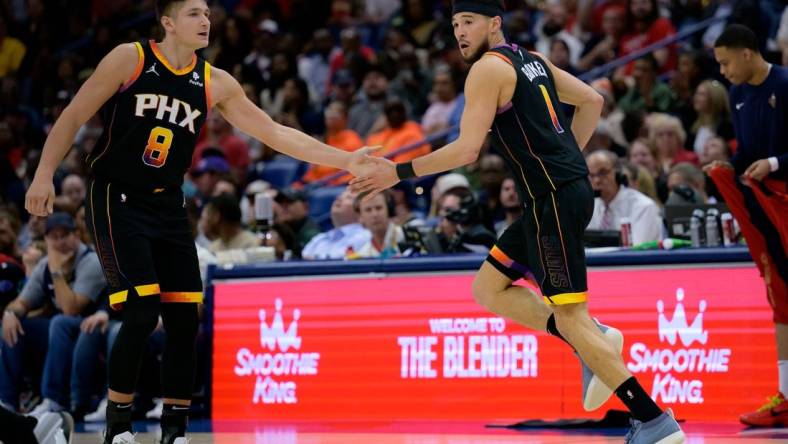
[149,40,197,75]
[484,51,513,66]
[205,62,212,108]
[120,42,145,92]
[161,292,203,304]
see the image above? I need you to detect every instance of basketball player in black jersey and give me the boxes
[352,1,684,442]
[25,1,377,443]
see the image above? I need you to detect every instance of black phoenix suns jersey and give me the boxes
[487,44,588,201]
[88,40,211,191]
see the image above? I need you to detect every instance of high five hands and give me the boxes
[348,151,399,201]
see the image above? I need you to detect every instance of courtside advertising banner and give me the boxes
[211,265,773,421]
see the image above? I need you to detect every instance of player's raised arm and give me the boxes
[535,51,604,150]
[209,66,376,176]
[25,43,140,216]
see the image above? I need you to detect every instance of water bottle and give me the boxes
[690,209,704,248]
[705,208,720,247]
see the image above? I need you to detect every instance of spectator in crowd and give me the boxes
[665,162,708,205]
[300,101,364,185]
[60,174,86,208]
[548,38,579,76]
[261,223,300,260]
[367,99,431,163]
[477,153,507,226]
[495,176,522,237]
[628,137,661,181]
[18,215,46,251]
[200,194,260,255]
[274,188,321,251]
[302,187,370,260]
[349,64,391,138]
[193,113,251,184]
[618,55,675,114]
[649,113,700,176]
[421,67,459,136]
[619,0,677,74]
[0,213,106,413]
[329,28,375,88]
[586,150,662,245]
[297,28,335,106]
[688,79,734,157]
[275,77,324,136]
[578,5,626,71]
[430,172,472,217]
[326,69,358,109]
[436,190,464,247]
[622,160,660,205]
[439,193,496,254]
[391,0,440,48]
[699,136,732,167]
[388,44,431,118]
[353,190,404,258]
[0,206,20,260]
[534,0,583,67]
[191,156,231,207]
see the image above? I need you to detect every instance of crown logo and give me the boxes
[259,298,301,351]
[657,288,707,347]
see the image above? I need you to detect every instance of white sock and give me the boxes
[779,360,788,397]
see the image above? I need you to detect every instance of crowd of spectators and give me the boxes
[1,0,788,422]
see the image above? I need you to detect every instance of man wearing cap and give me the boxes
[352,1,684,441]
[192,156,231,206]
[0,212,107,415]
[275,188,321,251]
[349,64,391,138]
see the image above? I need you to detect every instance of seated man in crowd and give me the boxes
[0,213,106,415]
[366,99,431,163]
[302,187,370,260]
[352,190,404,258]
[200,194,260,255]
[274,188,321,253]
[586,150,663,245]
[665,162,709,205]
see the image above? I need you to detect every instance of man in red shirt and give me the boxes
[619,0,676,74]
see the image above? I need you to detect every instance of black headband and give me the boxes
[452,1,504,18]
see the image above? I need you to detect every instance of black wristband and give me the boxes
[396,162,417,180]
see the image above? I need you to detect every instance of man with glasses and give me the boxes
[585,149,662,245]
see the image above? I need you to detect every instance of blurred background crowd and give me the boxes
[0,0,787,422]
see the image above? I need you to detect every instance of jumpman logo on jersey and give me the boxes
[146,62,159,77]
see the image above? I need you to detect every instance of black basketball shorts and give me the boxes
[85,177,203,310]
[486,177,594,305]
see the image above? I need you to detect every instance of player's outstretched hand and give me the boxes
[25,176,55,217]
[349,155,399,202]
[743,159,771,181]
[346,145,381,178]
[702,160,733,174]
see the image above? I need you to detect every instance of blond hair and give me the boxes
[692,80,730,132]
[648,113,686,146]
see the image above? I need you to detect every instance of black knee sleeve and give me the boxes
[161,304,199,400]
[109,298,161,395]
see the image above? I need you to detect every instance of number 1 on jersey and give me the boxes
[142,126,173,168]
[538,85,565,134]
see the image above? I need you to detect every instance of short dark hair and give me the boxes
[714,24,759,52]
[155,0,184,21]
[207,193,242,224]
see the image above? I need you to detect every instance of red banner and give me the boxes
[212,265,774,422]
